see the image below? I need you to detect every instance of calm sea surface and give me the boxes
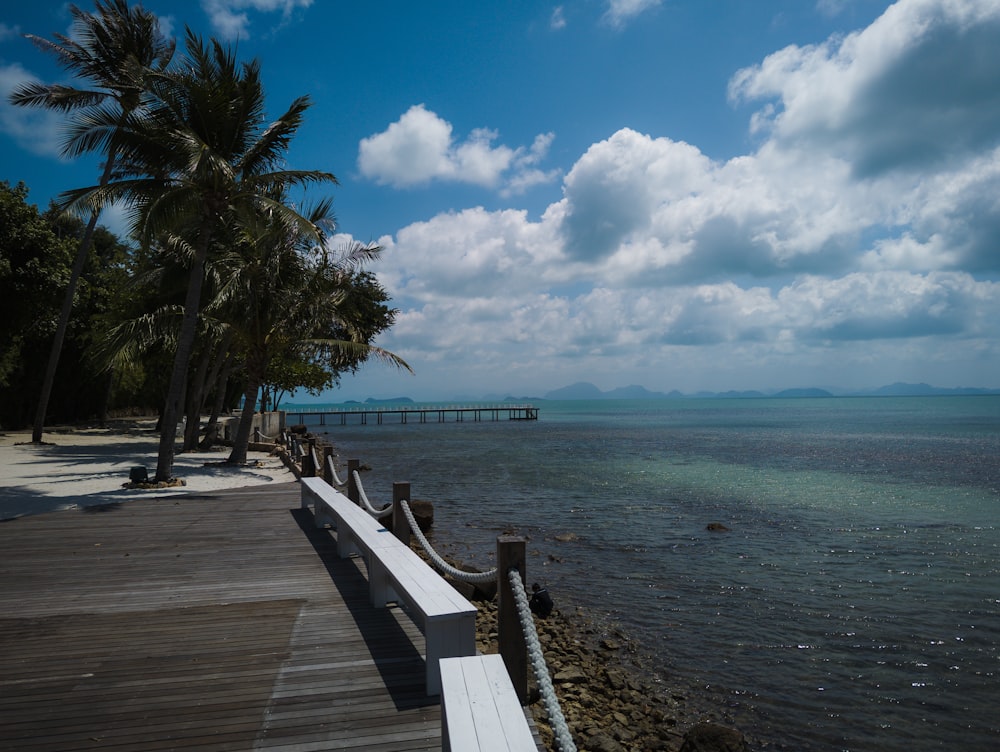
[292,396,1000,751]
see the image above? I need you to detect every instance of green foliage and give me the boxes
[0,181,146,428]
[4,4,407,439]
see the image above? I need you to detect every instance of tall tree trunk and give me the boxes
[227,377,260,465]
[200,347,236,450]
[183,343,213,451]
[155,230,211,482]
[31,158,115,443]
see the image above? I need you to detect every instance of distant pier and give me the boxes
[286,403,539,426]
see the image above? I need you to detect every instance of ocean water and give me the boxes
[292,396,1000,751]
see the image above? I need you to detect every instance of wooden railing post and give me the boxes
[347,459,360,505]
[392,482,411,544]
[321,445,334,485]
[497,535,528,704]
[302,440,316,477]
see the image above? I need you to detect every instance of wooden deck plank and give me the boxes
[0,482,455,751]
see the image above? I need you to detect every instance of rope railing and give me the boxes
[508,568,577,752]
[398,499,498,584]
[308,453,575,750]
[351,470,392,516]
[327,455,346,487]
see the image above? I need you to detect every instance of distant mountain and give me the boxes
[334,382,998,405]
[544,382,682,400]
[541,382,998,401]
[772,387,834,398]
[544,382,606,400]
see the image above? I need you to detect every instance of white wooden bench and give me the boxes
[440,654,537,752]
[301,477,477,695]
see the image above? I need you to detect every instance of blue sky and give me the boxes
[2,0,999,401]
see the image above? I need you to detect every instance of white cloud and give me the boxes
[602,0,663,29]
[729,0,1000,177]
[0,63,64,159]
[0,23,21,42]
[358,105,559,193]
[551,6,567,30]
[200,0,313,39]
[346,0,1000,396]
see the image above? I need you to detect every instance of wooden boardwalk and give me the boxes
[0,482,531,751]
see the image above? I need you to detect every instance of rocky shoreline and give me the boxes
[429,545,754,752]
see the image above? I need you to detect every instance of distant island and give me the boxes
[292,382,999,409]
[540,381,1000,400]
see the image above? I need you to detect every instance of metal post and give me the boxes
[392,482,411,544]
[347,459,360,505]
[497,535,528,704]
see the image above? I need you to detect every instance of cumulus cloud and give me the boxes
[358,105,559,193]
[351,0,1000,395]
[729,0,1000,177]
[201,0,312,39]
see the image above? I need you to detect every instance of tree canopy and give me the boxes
[1,2,408,474]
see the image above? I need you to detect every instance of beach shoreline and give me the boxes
[0,418,296,520]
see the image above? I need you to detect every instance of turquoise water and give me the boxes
[295,396,1000,751]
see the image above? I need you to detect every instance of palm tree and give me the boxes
[210,200,410,465]
[62,29,337,481]
[9,0,174,444]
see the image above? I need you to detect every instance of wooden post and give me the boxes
[301,440,316,477]
[347,459,360,505]
[253,427,260,444]
[321,445,334,486]
[497,535,528,704]
[392,482,411,544]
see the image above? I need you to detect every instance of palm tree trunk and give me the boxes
[183,343,213,451]
[227,378,260,465]
[199,330,233,450]
[155,230,211,482]
[31,158,115,443]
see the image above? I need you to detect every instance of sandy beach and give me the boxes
[0,420,296,520]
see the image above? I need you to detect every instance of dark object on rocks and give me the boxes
[289,424,308,434]
[680,722,749,752]
[529,582,553,617]
[706,522,730,532]
[129,466,148,483]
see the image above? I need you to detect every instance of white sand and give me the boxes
[0,420,296,520]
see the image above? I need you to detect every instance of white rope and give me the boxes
[351,470,392,516]
[399,500,498,585]
[256,430,278,441]
[326,455,346,487]
[508,569,577,752]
